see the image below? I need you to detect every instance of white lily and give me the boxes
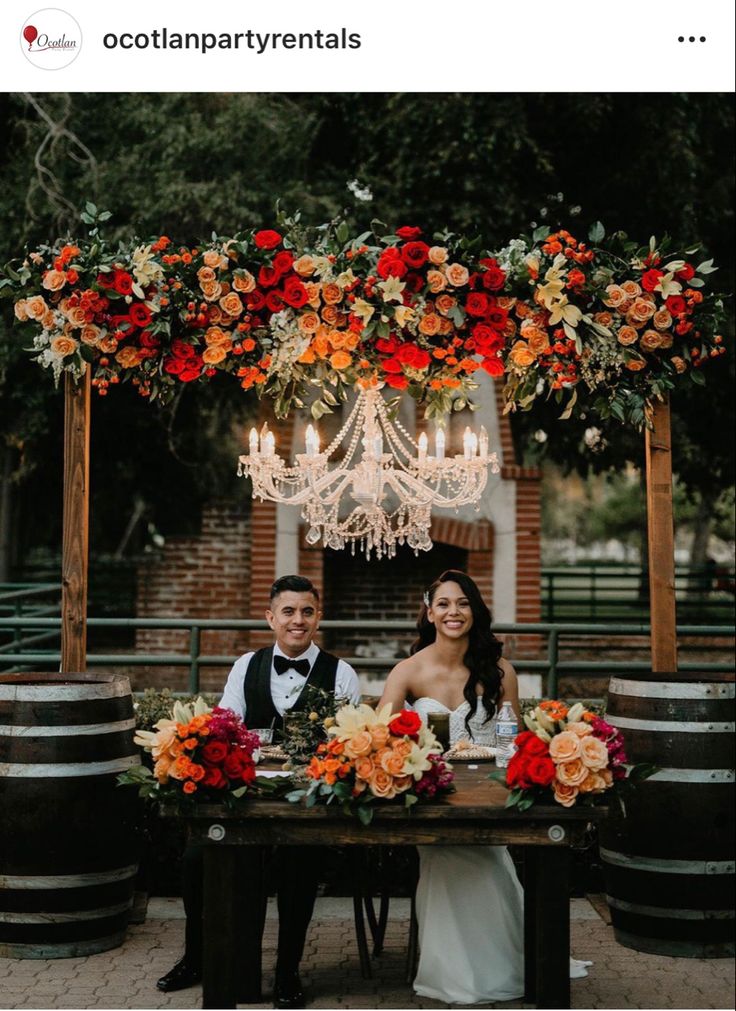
[403,741,436,780]
[377,275,406,304]
[566,702,586,724]
[654,273,683,299]
[547,297,582,327]
[352,298,375,324]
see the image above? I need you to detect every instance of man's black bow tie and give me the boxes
[274,655,311,677]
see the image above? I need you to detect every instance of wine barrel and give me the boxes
[0,673,141,958]
[600,671,735,957]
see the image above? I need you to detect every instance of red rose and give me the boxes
[513,731,537,750]
[481,356,505,377]
[381,357,404,373]
[482,266,506,292]
[396,226,422,240]
[389,709,422,738]
[641,269,663,293]
[676,263,695,281]
[411,348,431,369]
[522,735,550,758]
[179,367,202,383]
[164,357,185,375]
[404,271,424,294]
[377,252,407,280]
[376,337,400,355]
[401,241,430,269]
[113,271,134,296]
[486,306,509,330]
[272,250,295,275]
[506,751,532,790]
[254,230,282,250]
[171,339,195,359]
[258,265,280,288]
[384,373,409,389]
[246,291,266,312]
[282,277,309,308]
[666,295,686,316]
[97,272,116,289]
[202,741,229,764]
[203,766,228,789]
[129,303,152,328]
[526,756,556,787]
[265,290,285,313]
[139,331,160,349]
[466,292,490,317]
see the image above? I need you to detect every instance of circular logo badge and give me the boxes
[20,8,82,69]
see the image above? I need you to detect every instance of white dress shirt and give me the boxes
[219,640,360,724]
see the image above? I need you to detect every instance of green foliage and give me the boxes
[133,687,218,732]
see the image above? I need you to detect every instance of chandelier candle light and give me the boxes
[238,387,498,558]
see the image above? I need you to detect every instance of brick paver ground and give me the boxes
[1,897,733,1011]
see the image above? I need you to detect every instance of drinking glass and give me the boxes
[427,712,450,751]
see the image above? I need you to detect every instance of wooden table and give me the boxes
[179,764,605,1010]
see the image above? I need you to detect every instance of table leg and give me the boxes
[533,846,571,1010]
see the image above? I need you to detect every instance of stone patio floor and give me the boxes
[1,897,733,1010]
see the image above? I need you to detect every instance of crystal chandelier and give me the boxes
[237,386,499,559]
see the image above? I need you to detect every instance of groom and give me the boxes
[157,574,360,1009]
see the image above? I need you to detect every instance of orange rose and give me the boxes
[509,342,535,368]
[631,298,656,322]
[445,263,469,287]
[427,270,447,294]
[298,312,320,334]
[200,280,222,301]
[393,774,414,794]
[579,735,610,771]
[344,731,374,759]
[25,295,49,320]
[526,328,550,357]
[115,346,143,368]
[368,768,397,799]
[14,299,29,321]
[50,335,78,357]
[621,280,641,298]
[671,356,687,373]
[99,336,118,354]
[354,756,375,781]
[653,309,673,331]
[369,725,390,749]
[555,758,589,787]
[658,332,673,349]
[41,309,58,330]
[330,350,352,370]
[203,250,225,269]
[293,255,316,277]
[183,781,197,794]
[219,292,243,317]
[603,284,626,308]
[435,294,456,316]
[322,283,342,305]
[428,246,449,265]
[552,781,578,807]
[203,346,227,365]
[232,270,256,294]
[197,266,216,284]
[305,282,321,308]
[617,326,638,346]
[42,269,67,292]
[205,326,231,347]
[593,311,613,327]
[321,305,340,326]
[80,325,101,346]
[419,313,441,336]
[548,731,581,763]
[640,329,664,352]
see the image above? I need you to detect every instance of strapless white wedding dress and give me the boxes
[412,697,525,1004]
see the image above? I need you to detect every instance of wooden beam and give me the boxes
[61,370,91,673]
[645,396,678,673]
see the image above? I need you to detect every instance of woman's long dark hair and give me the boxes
[410,569,504,735]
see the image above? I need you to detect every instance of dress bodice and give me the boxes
[412,697,497,746]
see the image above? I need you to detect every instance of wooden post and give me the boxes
[645,396,678,672]
[60,371,91,673]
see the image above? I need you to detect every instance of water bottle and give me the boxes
[495,701,518,769]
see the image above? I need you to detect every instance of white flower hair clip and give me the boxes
[422,591,430,608]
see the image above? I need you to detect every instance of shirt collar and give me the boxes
[272,641,319,666]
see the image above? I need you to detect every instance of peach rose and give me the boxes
[579,735,609,771]
[99,336,118,354]
[526,328,550,357]
[435,294,456,316]
[393,774,414,794]
[369,725,390,749]
[653,309,672,331]
[555,758,589,787]
[428,246,449,265]
[41,309,58,330]
[197,266,216,284]
[553,781,579,807]
[445,263,469,287]
[25,295,48,320]
[568,721,593,738]
[578,771,606,794]
[354,756,375,781]
[203,346,227,365]
[66,307,88,328]
[625,310,646,330]
[640,329,664,352]
[621,280,642,298]
[305,282,321,308]
[293,255,316,277]
[617,326,639,346]
[497,296,516,310]
[659,331,673,348]
[232,270,256,294]
[203,250,225,269]
[298,312,320,334]
[671,355,687,373]
[368,768,397,799]
[321,305,340,326]
[427,270,447,294]
[14,299,29,321]
[322,283,342,305]
[115,346,143,368]
[330,350,352,370]
[199,280,222,301]
[504,318,518,338]
[219,292,243,317]
[419,313,441,336]
[593,311,613,327]
[548,731,582,763]
[344,731,374,759]
[42,269,67,292]
[631,298,656,322]
[509,342,536,368]
[50,335,78,357]
[80,325,101,346]
[380,749,407,776]
[603,284,626,308]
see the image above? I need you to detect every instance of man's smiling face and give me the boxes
[266,590,321,657]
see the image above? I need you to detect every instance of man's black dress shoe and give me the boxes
[156,957,202,992]
[273,970,306,1009]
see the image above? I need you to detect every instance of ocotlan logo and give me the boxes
[21,8,82,69]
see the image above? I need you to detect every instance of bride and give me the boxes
[379,569,590,1005]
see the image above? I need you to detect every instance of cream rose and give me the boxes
[445,263,469,287]
[80,325,101,346]
[42,270,67,292]
[343,731,374,759]
[568,721,593,738]
[548,731,582,763]
[293,255,316,277]
[428,246,449,265]
[14,300,29,321]
[579,735,609,771]
[621,280,642,298]
[555,758,589,787]
[50,335,78,357]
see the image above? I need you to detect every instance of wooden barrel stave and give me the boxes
[601,671,735,958]
[0,673,141,958]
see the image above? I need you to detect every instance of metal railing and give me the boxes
[0,615,732,697]
[0,584,61,656]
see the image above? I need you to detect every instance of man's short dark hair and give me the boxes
[269,575,320,602]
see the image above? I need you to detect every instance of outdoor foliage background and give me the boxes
[0,92,733,576]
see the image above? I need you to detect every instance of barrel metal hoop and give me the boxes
[609,678,735,700]
[0,755,140,778]
[0,900,133,924]
[0,865,138,889]
[0,719,136,738]
[607,715,734,733]
[0,683,130,702]
[606,895,735,920]
[647,768,735,783]
[600,847,735,875]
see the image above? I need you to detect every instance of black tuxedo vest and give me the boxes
[243,645,339,731]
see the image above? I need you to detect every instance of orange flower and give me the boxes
[368,768,397,799]
[427,270,446,294]
[298,311,320,334]
[445,263,469,287]
[50,335,78,357]
[419,313,441,336]
[219,292,243,318]
[344,730,374,759]
[369,725,390,749]
[555,758,589,787]
[354,756,374,780]
[322,282,342,305]
[298,345,317,364]
[552,781,579,807]
[183,781,197,794]
[232,270,256,294]
[509,342,535,368]
[42,269,67,292]
[379,750,406,776]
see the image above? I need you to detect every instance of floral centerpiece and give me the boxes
[287,703,454,824]
[279,684,349,766]
[495,224,727,426]
[490,699,651,811]
[118,697,262,807]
